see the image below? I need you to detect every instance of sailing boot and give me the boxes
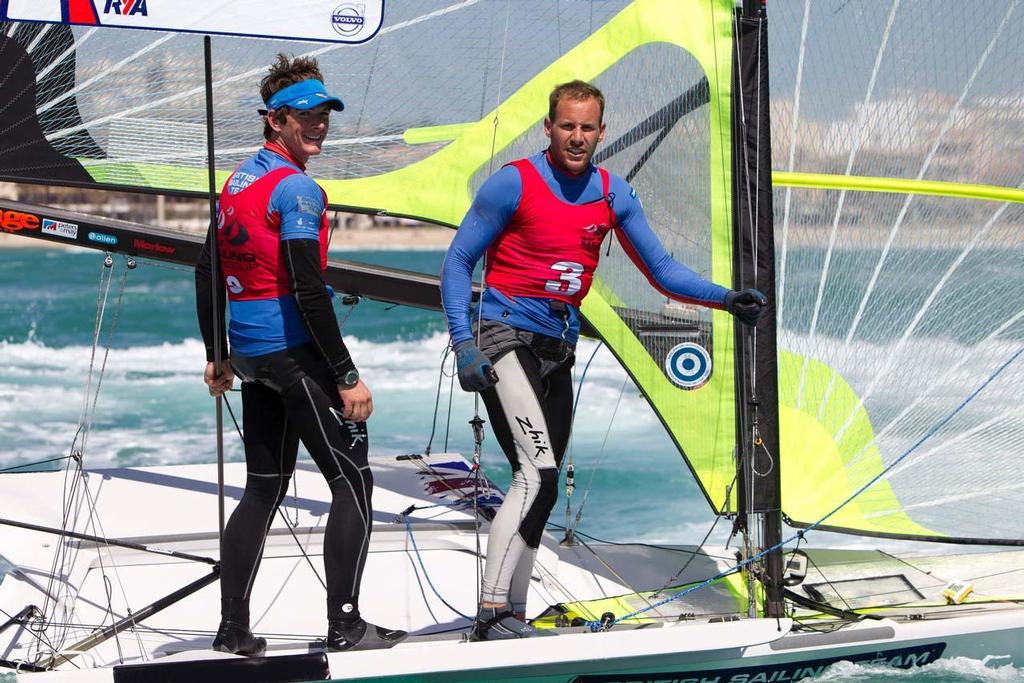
[469,606,558,641]
[326,599,407,652]
[212,598,267,657]
[326,618,408,652]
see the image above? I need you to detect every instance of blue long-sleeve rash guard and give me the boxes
[441,151,730,347]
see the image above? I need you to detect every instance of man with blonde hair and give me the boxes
[441,79,766,641]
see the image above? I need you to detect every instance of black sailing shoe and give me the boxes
[326,618,408,652]
[469,608,558,641]
[212,619,267,657]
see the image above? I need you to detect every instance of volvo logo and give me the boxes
[332,3,366,36]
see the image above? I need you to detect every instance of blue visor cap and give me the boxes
[263,79,344,113]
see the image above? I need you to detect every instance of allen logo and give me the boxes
[0,210,40,232]
[103,0,149,16]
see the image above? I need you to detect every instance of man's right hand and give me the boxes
[339,379,373,422]
[204,360,234,397]
[454,341,499,392]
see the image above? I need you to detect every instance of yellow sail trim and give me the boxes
[775,171,1024,204]
[777,350,938,536]
[402,123,476,146]
[317,0,737,229]
[86,163,232,194]
[531,575,748,629]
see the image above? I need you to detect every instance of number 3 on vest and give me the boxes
[544,261,584,296]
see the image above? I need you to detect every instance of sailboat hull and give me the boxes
[3,458,1022,682]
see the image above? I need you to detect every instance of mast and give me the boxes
[202,35,227,544]
[732,0,784,618]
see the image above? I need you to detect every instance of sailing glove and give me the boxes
[725,288,768,326]
[454,341,499,392]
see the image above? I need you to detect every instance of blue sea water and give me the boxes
[0,247,710,543]
[0,247,1020,682]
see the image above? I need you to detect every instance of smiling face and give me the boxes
[544,97,606,176]
[268,103,331,166]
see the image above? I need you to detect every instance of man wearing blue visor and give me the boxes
[195,53,406,655]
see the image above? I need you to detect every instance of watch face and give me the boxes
[342,369,359,386]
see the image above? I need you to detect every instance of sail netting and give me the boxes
[0,0,746,511]
[769,0,1024,543]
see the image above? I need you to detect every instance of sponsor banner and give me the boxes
[2,0,385,44]
[88,231,118,246]
[132,237,176,256]
[571,642,947,683]
[41,218,80,240]
[0,210,40,233]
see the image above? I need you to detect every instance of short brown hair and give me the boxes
[548,80,605,124]
[260,53,325,141]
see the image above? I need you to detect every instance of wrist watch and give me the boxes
[339,368,360,389]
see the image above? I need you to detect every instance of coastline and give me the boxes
[0,225,455,251]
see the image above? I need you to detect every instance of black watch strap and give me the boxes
[338,368,360,389]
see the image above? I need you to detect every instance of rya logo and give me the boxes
[103,0,149,16]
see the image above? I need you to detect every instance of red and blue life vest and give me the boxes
[216,166,329,301]
[484,158,614,307]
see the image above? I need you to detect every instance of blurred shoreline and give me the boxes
[0,181,455,251]
[0,225,454,251]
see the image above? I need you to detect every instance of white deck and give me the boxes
[2,455,1023,681]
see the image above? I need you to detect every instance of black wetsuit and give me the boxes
[194,145,372,625]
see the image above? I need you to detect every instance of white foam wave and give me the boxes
[0,334,667,474]
[815,656,1023,682]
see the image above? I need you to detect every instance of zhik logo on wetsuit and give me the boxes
[514,416,548,459]
[329,408,368,446]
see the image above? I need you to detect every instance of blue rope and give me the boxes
[403,517,473,621]
[587,345,1024,630]
[571,341,604,421]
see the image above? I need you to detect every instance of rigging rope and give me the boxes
[402,518,473,621]
[218,393,328,591]
[31,255,147,663]
[567,376,628,538]
[561,341,603,540]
